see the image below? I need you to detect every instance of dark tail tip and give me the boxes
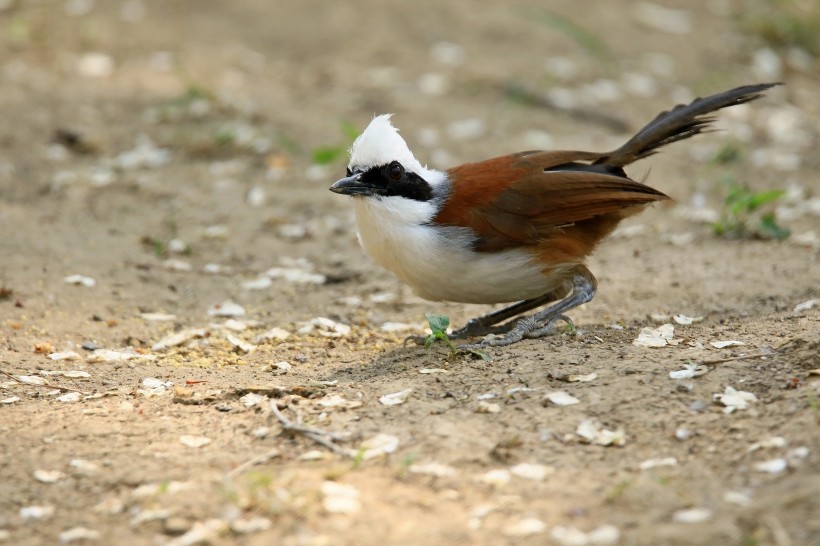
[600,82,781,167]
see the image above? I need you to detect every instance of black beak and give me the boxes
[329,173,376,197]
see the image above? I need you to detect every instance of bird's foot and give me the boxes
[458,314,572,349]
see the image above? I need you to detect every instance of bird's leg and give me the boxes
[449,288,567,339]
[405,289,566,346]
[460,266,597,348]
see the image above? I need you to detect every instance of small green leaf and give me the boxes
[425,313,450,334]
[312,147,345,165]
[340,120,361,142]
[758,213,790,240]
[746,189,786,212]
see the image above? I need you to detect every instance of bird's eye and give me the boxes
[387,162,404,181]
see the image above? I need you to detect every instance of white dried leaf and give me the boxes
[240,393,266,407]
[673,314,703,325]
[754,458,788,474]
[265,267,325,285]
[166,519,228,546]
[787,447,809,467]
[64,274,96,287]
[503,517,546,537]
[476,400,501,413]
[408,462,457,478]
[59,527,101,543]
[419,368,448,374]
[634,2,692,34]
[576,419,626,446]
[231,517,272,534]
[207,300,245,318]
[358,433,399,460]
[142,377,172,389]
[298,317,351,337]
[509,463,553,481]
[369,292,396,303]
[1,396,21,404]
[380,322,416,332]
[723,491,752,506]
[544,391,580,406]
[567,372,597,382]
[633,324,675,347]
[316,394,362,410]
[321,481,360,514]
[152,328,208,351]
[226,333,255,354]
[18,375,47,385]
[550,526,588,545]
[588,525,621,544]
[379,389,412,406]
[179,435,211,448]
[254,327,291,343]
[69,459,98,475]
[20,505,55,520]
[672,508,713,523]
[48,351,82,361]
[162,259,192,272]
[478,468,511,488]
[710,340,744,349]
[299,450,326,461]
[748,436,787,452]
[49,370,90,379]
[220,319,249,332]
[140,312,177,322]
[203,224,229,239]
[714,386,757,413]
[34,469,66,483]
[131,481,193,498]
[167,238,187,253]
[87,349,155,363]
[269,361,291,373]
[669,364,708,379]
[246,186,267,207]
[242,277,273,290]
[794,299,817,312]
[639,457,678,470]
[57,392,82,403]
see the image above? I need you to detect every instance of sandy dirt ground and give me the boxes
[1,1,819,545]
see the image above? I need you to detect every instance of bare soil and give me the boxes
[1,1,818,545]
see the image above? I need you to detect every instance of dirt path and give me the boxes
[1,1,818,545]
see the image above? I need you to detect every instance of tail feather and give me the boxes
[599,83,780,167]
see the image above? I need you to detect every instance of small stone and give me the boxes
[476,400,501,414]
[503,517,546,537]
[59,527,100,543]
[34,469,66,483]
[163,517,191,536]
[179,435,211,448]
[321,481,360,514]
[509,463,553,481]
[672,508,713,523]
[20,505,55,520]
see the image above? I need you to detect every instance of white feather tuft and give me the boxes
[348,114,435,179]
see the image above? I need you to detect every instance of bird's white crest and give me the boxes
[348,114,431,178]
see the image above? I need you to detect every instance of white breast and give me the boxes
[352,196,565,304]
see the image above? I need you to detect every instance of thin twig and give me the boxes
[269,399,351,456]
[227,447,281,478]
[0,368,88,395]
[698,352,773,366]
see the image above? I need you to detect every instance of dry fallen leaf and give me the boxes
[379,389,412,406]
[633,324,675,347]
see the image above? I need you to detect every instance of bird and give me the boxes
[329,83,779,348]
